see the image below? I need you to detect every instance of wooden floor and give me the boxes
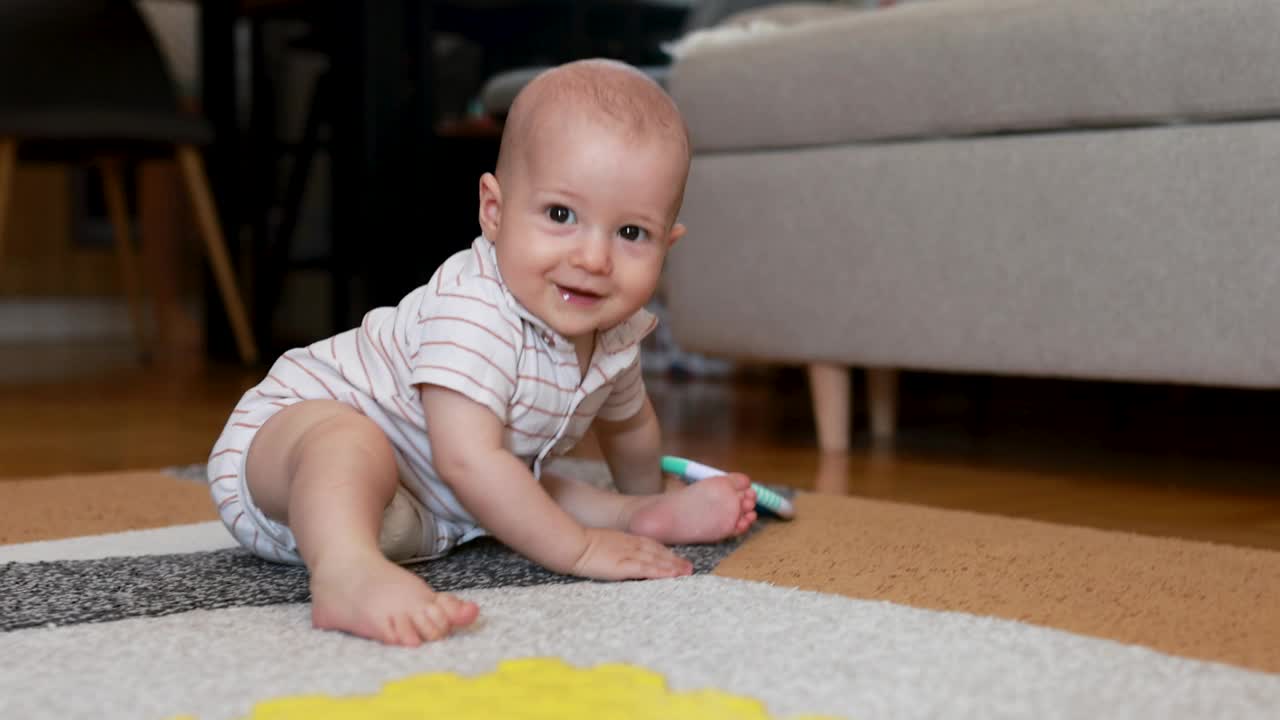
[2,342,1278,551]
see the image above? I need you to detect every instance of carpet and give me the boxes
[2,460,1279,719]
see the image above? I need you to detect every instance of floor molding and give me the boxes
[0,298,135,342]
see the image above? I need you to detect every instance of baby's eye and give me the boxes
[618,225,648,242]
[547,205,576,224]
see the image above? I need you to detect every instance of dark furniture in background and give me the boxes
[199,0,690,360]
[0,0,258,364]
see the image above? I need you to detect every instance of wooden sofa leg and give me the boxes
[807,363,851,452]
[867,367,899,441]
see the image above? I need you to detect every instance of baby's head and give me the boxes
[478,59,691,354]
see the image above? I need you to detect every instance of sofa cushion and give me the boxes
[664,120,1280,387]
[669,0,1280,152]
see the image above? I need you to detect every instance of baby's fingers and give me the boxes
[624,542,692,578]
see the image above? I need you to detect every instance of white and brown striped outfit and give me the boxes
[207,235,655,564]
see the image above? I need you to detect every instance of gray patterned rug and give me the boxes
[1,458,779,631]
[0,530,758,632]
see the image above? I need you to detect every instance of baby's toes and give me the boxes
[438,593,480,627]
[387,614,422,647]
[410,606,445,643]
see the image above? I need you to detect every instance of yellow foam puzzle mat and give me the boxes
[174,658,840,720]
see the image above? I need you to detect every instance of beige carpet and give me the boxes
[0,471,216,544]
[716,493,1280,674]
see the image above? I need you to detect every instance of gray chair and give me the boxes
[0,0,258,364]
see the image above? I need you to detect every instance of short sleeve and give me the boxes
[406,280,522,422]
[596,357,647,422]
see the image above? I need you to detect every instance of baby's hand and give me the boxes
[569,528,693,581]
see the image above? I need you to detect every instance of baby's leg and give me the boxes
[543,472,757,545]
[246,399,477,646]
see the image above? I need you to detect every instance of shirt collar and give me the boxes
[475,234,658,356]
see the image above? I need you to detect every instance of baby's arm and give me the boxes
[421,386,689,580]
[594,395,665,495]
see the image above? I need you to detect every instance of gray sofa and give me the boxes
[662,0,1280,450]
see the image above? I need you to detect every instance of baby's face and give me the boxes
[486,119,687,352]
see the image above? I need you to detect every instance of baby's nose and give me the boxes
[573,235,613,274]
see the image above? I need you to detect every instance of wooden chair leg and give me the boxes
[174,144,259,365]
[140,159,205,355]
[99,158,151,358]
[867,367,899,442]
[0,138,16,262]
[807,362,851,452]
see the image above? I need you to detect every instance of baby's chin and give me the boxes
[550,315,626,342]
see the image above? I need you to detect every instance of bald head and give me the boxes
[495,59,690,183]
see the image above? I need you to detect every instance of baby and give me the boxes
[207,59,757,647]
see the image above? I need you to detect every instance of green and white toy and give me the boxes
[661,455,795,520]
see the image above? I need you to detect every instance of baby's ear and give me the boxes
[666,223,686,249]
[478,173,502,237]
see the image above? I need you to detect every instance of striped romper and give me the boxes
[207,235,654,564]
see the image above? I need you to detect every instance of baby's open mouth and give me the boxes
[556,284,604,306]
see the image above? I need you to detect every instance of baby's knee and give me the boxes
[296,409,395,469]
[239,399,398,526]
[251,399,395,482]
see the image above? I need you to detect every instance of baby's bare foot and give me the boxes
[309,550,479,646]
[627,474,757,545]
